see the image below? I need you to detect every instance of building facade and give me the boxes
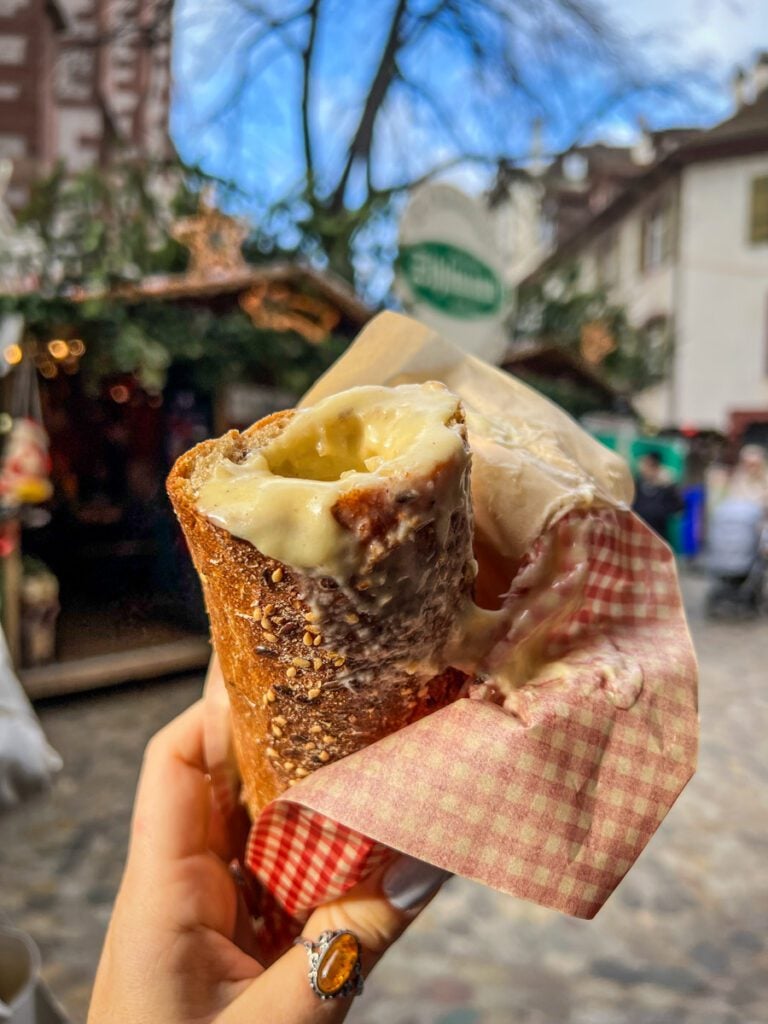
[505,56,768,435]
[0,0,172,208]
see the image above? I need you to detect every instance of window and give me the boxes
[538,193,560,248]
[596,231,619,289]
[637,315,672,382]
[640,201,673,272]
[750,175,768,244]
[563,152,588,183]
[539,209,556,248]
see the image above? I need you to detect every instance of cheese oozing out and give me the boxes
[195,383,468,579]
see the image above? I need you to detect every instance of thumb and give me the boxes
[218,855,449,1024]
[203,652,240,815]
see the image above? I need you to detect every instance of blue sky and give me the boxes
[170,0,768,216]
[599,0,768,139]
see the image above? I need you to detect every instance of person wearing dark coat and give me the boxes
[632,450,684,542]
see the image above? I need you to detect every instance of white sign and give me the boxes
[397,183,506,362]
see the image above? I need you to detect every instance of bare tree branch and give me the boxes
[301,0,321,190]
[327,0,409,213]
[178,0,705,287]
[372,153,501,200]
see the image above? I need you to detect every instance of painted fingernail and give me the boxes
[381,855,452,912]
[228,859,262,917]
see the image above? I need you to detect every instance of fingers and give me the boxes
[204,652,240,814]
[217,856,450,1024]
[126,693,248,901]
[127,700,212,871]
[303,855,450,962]
[203,655,250,862]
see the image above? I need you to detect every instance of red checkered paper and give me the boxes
[246,505,698,921]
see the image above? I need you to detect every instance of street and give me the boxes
[2,571,766,1024]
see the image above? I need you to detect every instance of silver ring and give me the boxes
[294,929,364,1000]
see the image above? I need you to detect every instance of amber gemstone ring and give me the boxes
[294,929,364,1000]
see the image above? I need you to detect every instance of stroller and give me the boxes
[705,498,767,618]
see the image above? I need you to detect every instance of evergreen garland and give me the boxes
[0,161,350,397]
[513,266,673,396]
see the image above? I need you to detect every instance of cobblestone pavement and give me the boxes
[2,572,767,1023]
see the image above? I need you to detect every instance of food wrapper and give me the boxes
[243,312,698,926]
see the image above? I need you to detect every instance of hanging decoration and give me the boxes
[171,187,249,277]
[240,281,341,344]
[0,419,52,506]
[0,350,53,507]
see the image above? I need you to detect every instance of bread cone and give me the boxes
[167,384,475,817]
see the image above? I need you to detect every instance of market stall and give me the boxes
[0,199,371,697]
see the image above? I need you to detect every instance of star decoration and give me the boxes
[171,190,249,277]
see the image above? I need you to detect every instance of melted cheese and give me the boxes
[196,383,467,578]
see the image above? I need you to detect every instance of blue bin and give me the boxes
[680,485,705,557]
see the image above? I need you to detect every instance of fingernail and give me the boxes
[382,855,452,912]
[228,859,262,917]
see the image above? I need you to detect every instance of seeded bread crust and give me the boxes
[167,408,473,818]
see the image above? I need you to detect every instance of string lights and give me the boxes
[2,337,88,380]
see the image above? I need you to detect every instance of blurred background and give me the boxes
[0,0,766,1021]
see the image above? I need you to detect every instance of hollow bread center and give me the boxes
[195,382,467,579]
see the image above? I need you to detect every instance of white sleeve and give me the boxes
[0,626,62,812]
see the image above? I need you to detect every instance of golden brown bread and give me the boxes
[167,402,474,817]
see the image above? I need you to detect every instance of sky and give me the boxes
[619,0,766,78]
[170,0,768,229]
[601,0,768,139]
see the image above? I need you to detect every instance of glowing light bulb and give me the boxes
[48,339,70,360]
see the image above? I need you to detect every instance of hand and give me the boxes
[201,653,240,815]
[88,699,449,1024]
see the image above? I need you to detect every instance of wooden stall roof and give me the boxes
[69,262,374,335]
[501,340,636,415]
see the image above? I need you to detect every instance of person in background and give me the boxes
[725,444,768,508]
[704,445,768,616]
[632,450,684,543]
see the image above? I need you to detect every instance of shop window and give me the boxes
[750,175,768,244]
[640,201,673,273]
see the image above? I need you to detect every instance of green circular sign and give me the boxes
[399,241,502,319]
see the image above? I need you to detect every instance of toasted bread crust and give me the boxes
[167,405,472,817]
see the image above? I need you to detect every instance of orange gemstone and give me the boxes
[316,932,360,996]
